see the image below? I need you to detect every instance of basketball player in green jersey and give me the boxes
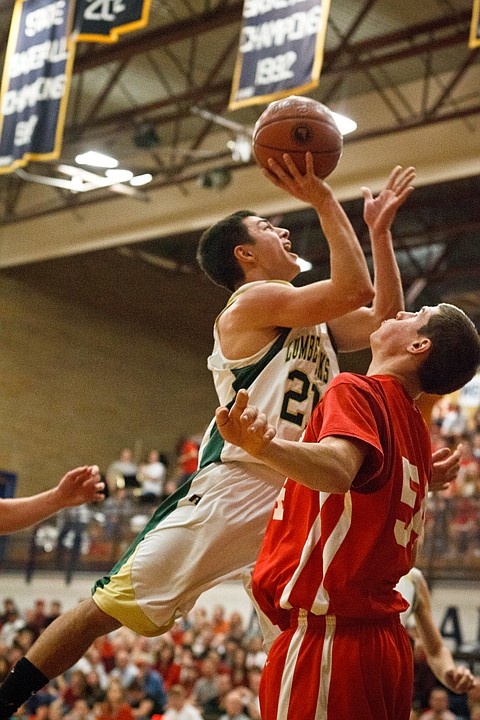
[0,155,426,714]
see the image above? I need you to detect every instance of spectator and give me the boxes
[72,645,108,692]
[227,648,247,689]
[201,675,233,720]
[441,403,468,444]
[190,657,220,713]
[63,698,92,720]
[218,690,250,720]
[106,449,139,496]
[130,652,167,717]
[418,687,457,719]
[24,600,48,638]
[96,677,134,720]
[153,639,181,689]
[244,637,266,671]
[163,684,204,720]
[0,600,18,626]
[60,669,89,713]
[137,450,168,505]
[225,613,244,645]
[44,602,62,628]
[84,668,106,707]
[0,610,25,648]
[55,505,92,584]
[110,649,138,689]
[173,436,199,489]
[211,607,228,641]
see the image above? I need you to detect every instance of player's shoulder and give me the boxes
[328,372,373,391]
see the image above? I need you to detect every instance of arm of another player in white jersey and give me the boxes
[215,389,366,494]
[413,571,477,694]
[329,166,414,352]
[0,466,104,535]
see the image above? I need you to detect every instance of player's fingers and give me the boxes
[432,447,450,462]
[392,167,416,193]
[304,151,314,176]
[267,157,290,179]
[281,153,302,178]
[361,186,373,201]
[385,165,403,190]
[215,406,230,427]
[240,406,260,426]
[234,388,250,411]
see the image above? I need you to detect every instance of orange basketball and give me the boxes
[252,95,343,179]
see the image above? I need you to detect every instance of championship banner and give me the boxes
[75,0,152,43]
[229,0,331,111]
[0,0,77,174]
[469,0,480,48]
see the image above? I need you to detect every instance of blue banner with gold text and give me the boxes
[0,0,77,174]
[229,0,331,110]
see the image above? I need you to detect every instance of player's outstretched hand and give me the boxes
[362,165,415,234]
[430,444,462,492]
[443,665,477,694]
[216,389,276,459]
[262,152,333,208]
[54,465,105,508]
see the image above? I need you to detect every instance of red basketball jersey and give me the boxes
[252,373,432,628]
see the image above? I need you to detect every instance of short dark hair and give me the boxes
[418,303,480,395]
[196,210,255,292]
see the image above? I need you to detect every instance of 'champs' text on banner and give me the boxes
[470,0,480,47]
[229,0,331,110]
[0,0,77,174]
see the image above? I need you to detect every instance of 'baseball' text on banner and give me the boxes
[0,0,77,174]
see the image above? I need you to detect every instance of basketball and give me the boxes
[252,95,343,179]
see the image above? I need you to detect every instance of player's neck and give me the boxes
[366,362,422,399]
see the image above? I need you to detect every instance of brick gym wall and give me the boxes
[0,273,217,497]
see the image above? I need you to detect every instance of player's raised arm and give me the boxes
[329,165,415,352]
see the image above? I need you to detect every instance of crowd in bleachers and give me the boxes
[0,593,479,720]
[420,398,480,564]
[0,597,264,720]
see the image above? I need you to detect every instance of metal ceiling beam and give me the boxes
[65,18,477,141]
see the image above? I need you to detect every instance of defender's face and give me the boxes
[371,306,439,351]
[243,216,300,280]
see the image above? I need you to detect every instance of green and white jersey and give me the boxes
[198,280,339,469]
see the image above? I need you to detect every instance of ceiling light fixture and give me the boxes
[130,173,153,187]
[330,111,357,136]
[105,168,134,183]
[75,151,118,168]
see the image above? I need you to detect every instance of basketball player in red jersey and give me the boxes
[216,304,480,720]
